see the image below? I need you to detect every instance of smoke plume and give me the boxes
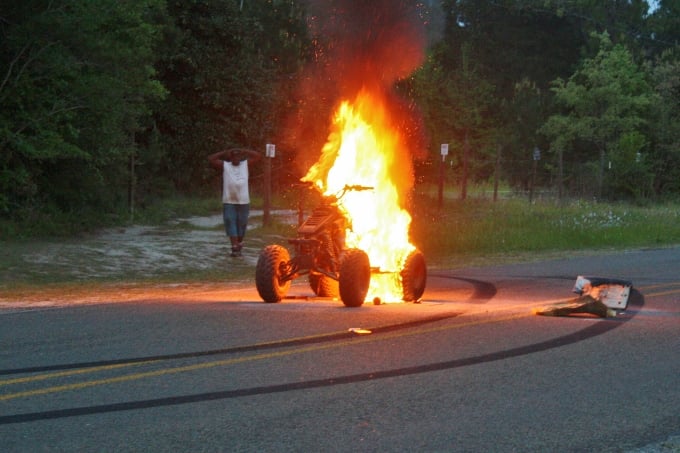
[283,0,428,174]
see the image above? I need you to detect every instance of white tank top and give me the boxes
[222,161,250,204]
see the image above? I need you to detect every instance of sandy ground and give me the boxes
[0,210,299,307]
[2,215,247,280]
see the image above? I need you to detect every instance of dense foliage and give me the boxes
[1,0,167,222]
[1,0,679,231]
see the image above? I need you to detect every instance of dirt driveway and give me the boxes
[0,211,297,304]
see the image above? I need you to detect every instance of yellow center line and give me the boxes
[637,282,680,291]
[5,282,676,403]
[0,361,160,387]
[0,282,680,401]
[0,312,530,402]
[0,331,366,387]
[645,288,680,298]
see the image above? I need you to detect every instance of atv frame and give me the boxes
[255,184,426,307]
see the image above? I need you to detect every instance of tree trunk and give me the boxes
[597,147,605,199]
[558,148,563,202]
[493,143,501,202]
[461,130,469,201]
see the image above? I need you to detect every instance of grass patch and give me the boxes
[0,195,225,239]
[411,196,680,268]
[2,191,680,294]
[130,196,222,225]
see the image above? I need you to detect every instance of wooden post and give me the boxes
[530,146,540,203]
[598,148,605,200]
[438,155,444,209]
[438,144,448,210]
[461,131,469,201]
[558,148,564,201]
[297,188,304,227]
[128,136,135,221]
[128,152,135,220]
[530,158,537,203]
[263,144,274,226]
[493,143,501,202]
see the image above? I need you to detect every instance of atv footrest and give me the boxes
[288,238,320,247]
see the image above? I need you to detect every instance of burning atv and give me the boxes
[255,184,427,307]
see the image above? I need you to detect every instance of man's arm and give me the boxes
[208,148,262,170]
[241,149,262,165]
[208,149,232,171]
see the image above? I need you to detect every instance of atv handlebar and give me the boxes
[293,181,373,193]
[334,184,373,200]
[343,184,374,192]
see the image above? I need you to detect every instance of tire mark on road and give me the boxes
[0,313,462,377]
[0,287,644,425]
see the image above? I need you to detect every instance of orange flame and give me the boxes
[302,88,415,302]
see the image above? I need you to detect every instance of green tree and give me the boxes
[439,0,585,98]
[431,0,667,197]
[154,0,310,194]
[540,32,656,199]
[412,42,496,199]
[645,0,680,57]
[648,48,680,196]
[551,0,650,47]
[503,78,550,194]
[606,130,653,200]
[431,0,586,195]
[0,0,167,220]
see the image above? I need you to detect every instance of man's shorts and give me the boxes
[223,203,250,237]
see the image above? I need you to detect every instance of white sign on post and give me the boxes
[266,143,276,158]
[440,144,449,162]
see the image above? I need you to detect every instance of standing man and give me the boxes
[208,148,262,257]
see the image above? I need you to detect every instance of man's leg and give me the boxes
[235,204,250,252]
[223,204,241,257]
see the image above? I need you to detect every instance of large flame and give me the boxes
[302,88,415,302]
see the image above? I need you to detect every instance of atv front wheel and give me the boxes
[256,245,292,303]
[339,249,371,307]
[309,273,339,298]
[400,249,427,302]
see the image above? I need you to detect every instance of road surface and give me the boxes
[1,247,679,452]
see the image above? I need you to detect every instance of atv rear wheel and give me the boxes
[400,249,427,302]
[309,273,339,298]
[256,244,292,303]
[339,249,370,307]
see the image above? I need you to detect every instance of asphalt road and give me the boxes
[1,247,679,452]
